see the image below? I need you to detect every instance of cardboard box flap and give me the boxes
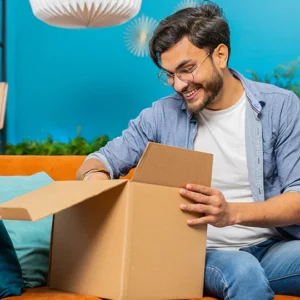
[131,142,213,188]
[0,180,127,221]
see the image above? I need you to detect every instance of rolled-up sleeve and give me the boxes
[85,105,158,179]
[275,92,300,194]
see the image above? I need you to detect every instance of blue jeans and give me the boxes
[204,238,300,299]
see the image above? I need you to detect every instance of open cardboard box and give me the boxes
[0,143,213,300]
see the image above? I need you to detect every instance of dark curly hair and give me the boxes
[149,1,231,68]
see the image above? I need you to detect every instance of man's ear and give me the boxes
[213,44,229,69]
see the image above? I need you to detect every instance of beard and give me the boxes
[179,63,223,113]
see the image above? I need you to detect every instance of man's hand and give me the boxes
[179,184,234,227]
[83,171,110,180]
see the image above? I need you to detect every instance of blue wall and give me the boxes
[6,0,300,144]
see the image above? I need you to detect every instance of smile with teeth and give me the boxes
[184,87,200,97]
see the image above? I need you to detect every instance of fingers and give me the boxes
[186,216,215,225]
[179,188,212,204]
[180,203,219,216]
[179,185,227,227]
[180,204,220,226]
[185,184,219,196]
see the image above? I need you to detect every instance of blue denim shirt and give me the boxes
[86,69,300,239]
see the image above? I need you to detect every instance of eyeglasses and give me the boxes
[157,52,211,86]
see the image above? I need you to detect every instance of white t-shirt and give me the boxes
[193,93,279,250]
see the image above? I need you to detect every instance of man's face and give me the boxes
[160,37,223,113]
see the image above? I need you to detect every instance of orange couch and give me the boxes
[0,155,298,300]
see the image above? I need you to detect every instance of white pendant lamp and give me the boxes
[29,0,142,29]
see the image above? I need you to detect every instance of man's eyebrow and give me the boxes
[161,59,193,73]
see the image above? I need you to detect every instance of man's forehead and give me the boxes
[160,37,205,70]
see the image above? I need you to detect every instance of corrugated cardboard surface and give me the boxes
[50,181,207,300]
[0,142,213,300]
[132,143,213,188]
[0,180,127,221]
[124,182,207,300]
[50,184,128,299]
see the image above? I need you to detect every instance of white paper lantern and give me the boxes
[29,0,142,29]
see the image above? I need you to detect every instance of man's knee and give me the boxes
[233,251,266,280]
[205,250,273,299]
[206,250,264,277]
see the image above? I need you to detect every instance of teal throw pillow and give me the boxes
[0,172,53,288]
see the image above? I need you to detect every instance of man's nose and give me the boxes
[173,76,189,93]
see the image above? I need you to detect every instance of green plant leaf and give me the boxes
[247,57,300,98]
[4,133,110,155]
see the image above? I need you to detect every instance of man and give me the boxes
[77,2,300,299]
